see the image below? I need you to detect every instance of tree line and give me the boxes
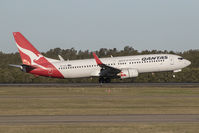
[0,46,198,83]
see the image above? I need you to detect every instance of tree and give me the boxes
[0,46,198,83]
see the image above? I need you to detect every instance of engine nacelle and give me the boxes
[118,68,139,79]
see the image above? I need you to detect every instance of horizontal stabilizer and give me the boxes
[9,64,22,68]
[9,64,37,71]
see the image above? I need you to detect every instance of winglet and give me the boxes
[93,52,103,65]
[58,55,65,62]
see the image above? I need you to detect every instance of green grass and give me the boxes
[0,86,199,133]
[0,86,199,115]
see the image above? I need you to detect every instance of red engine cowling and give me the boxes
[118,68,138,79]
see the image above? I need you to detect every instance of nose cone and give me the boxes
[184,59,191,67]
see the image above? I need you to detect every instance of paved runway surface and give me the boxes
[1,83,199,87]
[0,114,199,124]
[0,95,199,99]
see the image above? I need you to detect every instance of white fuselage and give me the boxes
[12,32,191,81]
[51,54,191,78]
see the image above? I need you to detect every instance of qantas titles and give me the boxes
[142,56,168,61]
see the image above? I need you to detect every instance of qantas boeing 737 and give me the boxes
[10,32,191,83]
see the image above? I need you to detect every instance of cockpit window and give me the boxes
[178,57,183,60]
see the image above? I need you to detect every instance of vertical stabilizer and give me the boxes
[13,32,52,69]
[12,32,64,78]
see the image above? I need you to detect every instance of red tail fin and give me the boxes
[13,32,43,65]
[12,32,64,78]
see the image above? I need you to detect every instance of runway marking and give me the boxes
[0,83,199,87]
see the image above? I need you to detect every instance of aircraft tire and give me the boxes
[99,77,111,83]
[105,78,111,83]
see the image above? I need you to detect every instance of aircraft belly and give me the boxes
[62,69,95,78]
[137,63,171,73]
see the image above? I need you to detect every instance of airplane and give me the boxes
[10,32,191,83]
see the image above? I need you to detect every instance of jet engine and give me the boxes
[118,68,139,79]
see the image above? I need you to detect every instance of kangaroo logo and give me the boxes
[16,43,47,70]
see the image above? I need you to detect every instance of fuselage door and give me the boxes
[170,56,174,65]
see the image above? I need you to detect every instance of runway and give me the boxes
[1,82,199,87]
[0,114,199,124]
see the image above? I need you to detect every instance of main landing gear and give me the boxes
[99,77,111,83]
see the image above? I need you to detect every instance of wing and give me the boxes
[93,53,121,77]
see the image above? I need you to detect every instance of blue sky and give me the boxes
[0,0,199,53]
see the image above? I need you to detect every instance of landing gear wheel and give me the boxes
[105,78,111,83]
[99,77,111,83]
